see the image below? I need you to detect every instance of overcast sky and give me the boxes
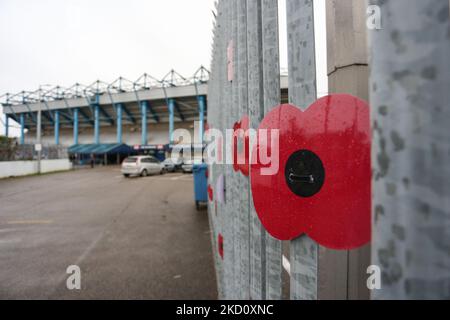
[0,0,327,136]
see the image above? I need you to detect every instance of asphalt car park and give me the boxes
[0,167,217,299]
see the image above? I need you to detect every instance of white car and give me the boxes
[162,158,182,172]
[181,158,203,174]
[181,159,194,173]
[121,156,165,177]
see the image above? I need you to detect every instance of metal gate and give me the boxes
[206,0,450,300]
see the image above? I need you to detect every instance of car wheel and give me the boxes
[141,170,148,177]
[123,174,130,178]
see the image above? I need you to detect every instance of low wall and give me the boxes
[0,159,72,179]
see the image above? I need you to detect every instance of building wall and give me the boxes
[23,122,197,147]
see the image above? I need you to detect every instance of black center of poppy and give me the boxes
[285,149,325,198]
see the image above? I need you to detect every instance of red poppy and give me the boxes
[250,94,371,250]
[207,184,214,202]
[218,234,224,259]
[232,115,250,176]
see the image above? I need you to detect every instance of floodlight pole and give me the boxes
[37,107,42,174]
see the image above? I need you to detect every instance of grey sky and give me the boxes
[0,0,216,92]
[0,0,327,136]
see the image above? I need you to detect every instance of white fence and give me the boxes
[0,159,72,179]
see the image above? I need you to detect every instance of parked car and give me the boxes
[121,156,165,177]
[181,159,194,174]
[162,158,182,173]
[181,158,203,174]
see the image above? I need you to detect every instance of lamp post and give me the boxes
[36,107,42,174]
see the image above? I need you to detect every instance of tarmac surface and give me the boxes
[0,167,217,299]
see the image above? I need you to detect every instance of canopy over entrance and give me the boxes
[68,143,134,155]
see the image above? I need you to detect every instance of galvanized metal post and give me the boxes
[141,101,148,145]
[287,0,318,301]
[237,0,251,300]
[220,0,228,299]
[370,0,450,300]
[19,113,25,145]
[247,0,267,300]
[228,0,240,299]
[73,108,79,145]
[94,105,100,144]
[231,0,243,299]
[223,0,236,299]
[54,110,60,145]
[168,99,175,143]
[116,104,122,144]
[261,0,283,300]
[210,0,227,299]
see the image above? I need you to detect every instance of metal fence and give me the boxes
[207,0,449,300]
[0,139,68,162]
